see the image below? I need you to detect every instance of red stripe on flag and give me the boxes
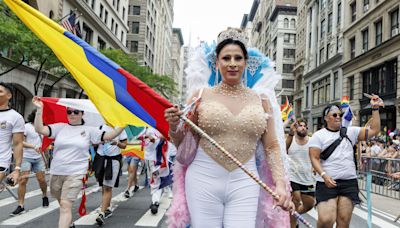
[40,97,68,151]
[117,68,172,138]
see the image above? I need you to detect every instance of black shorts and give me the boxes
[315,179,361,206]
[290,181,315,196]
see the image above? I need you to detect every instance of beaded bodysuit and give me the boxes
[197,83,283,175]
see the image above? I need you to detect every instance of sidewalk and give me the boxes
[360,190,400,219]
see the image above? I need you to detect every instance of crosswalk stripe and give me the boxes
[0,185,98,226]
[73,186,144,225]
[134,193,172,227]
[0,187,49,208]
[352,207,399,228]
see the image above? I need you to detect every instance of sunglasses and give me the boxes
[331,113,344,118]
[66,110,81,115]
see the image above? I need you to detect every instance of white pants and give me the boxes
[185,148,260,228]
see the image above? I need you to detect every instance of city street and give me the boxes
[0,169,399,228]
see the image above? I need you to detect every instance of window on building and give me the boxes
[362,59,397,96]
[82,23,93,44]
[117,0,120,11]
[91,0,95,9]
[133,6,140,15]
[97,36,106,50]
[132,22,139,34]
[351,2,356,22]
[321,0,326,10]
[290,19,296,28]
[390,8,399,37]
[375,19,382,45]
[333,72,339,99]
[349,76,354,100]
[321,19,326,38]
[283,64,294,73]
[284,18,289,28]
[115,23,118,35]
[130,41,138,52]
[350,37,355,59]
[121,31,124,42]
[326,43,330,60]
[284,33,296,44]
[105,10,108,24]
[312,76,331,105]
[111,18,115,32]
[281,96,294,104]
[282,79,295,89]
[283,49,295,58]
[328,13,332,33]
[362,29,368,52]
[363,0,369,12]
[306,86,309,107]
[320,48,324,64]
[99,4,103,19]
[337,2,342,26]
[122,7,125,19]
[10,85,26,116]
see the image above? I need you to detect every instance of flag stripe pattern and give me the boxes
[5,0,172,137]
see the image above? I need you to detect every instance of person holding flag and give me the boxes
[309,94,383,228]
[32,97,126,228]
[11,109,49,216]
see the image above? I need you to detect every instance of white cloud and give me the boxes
[173,0,254,46]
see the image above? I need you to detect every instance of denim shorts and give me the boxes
[124,156,140,166]
[21,157,45,173]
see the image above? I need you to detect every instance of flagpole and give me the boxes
[58,8,78,22]
[180,115,314,228]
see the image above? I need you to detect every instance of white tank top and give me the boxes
[288,138,315,185]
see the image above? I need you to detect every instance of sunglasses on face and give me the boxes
[331,113,344,118]
[66,109,81,115]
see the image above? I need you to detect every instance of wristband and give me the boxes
[320,171,326,178]
[14,166,21,171]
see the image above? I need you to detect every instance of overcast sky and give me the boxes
[172,0,254,47]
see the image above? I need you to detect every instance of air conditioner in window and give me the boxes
[394,28,399,36]
[361,49,365,54]
[364,4,369,12]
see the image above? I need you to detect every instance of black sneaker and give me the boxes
[150,202,159,215]
[10,205,25,216]
[96,213,105,226]
[42,196,49,208]
[133,185,139,192]
[104,209,113,219]
[124,190,130,198]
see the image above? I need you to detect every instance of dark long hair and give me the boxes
[215,39,248,60]
[27,109,36,123]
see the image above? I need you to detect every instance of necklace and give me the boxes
[214,82,249,99]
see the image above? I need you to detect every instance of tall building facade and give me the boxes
[301,0,345,131]
[1,0,129,117]
[341,0,400,130]
[171,28,184,103]
[127,0,174,75]
[245,0,297,106]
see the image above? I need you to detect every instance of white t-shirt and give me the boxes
[97,125,127,157]
[288,139,315,185]
[144,128,161,161]
[49,123,103,175]
[309,127,361,182]
[0,109,24,168]
[370,144,381,156]
[23,123,42,159]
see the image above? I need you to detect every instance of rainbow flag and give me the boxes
[287,104,294,120]
[341,96,350,108]
[281,96,290,120]
[5,0,172,137]
[121,144,144,160]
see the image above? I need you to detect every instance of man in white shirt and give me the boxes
[0,83,24,187]
[309,96,382,228]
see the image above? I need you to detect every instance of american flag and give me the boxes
[61,13,76,35]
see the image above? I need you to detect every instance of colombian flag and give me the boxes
[341,96,350,108]
[5,0,172,137]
